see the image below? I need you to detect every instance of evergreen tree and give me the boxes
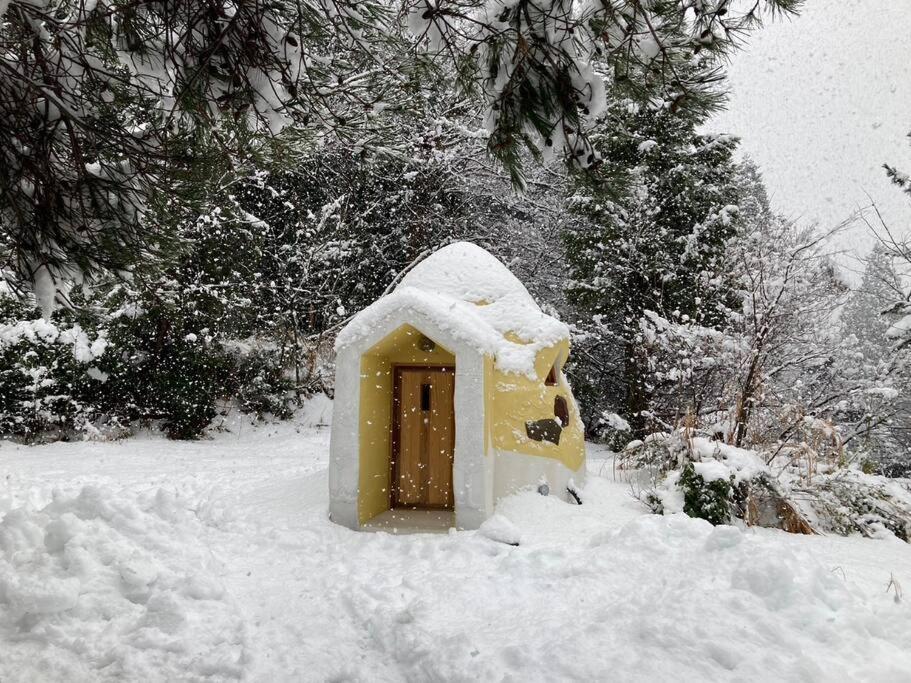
[0,0,423,303]
[842,244,902,368]
[563,92,745,436]
[842,244,911,476]
[1,0,802,300]
[885,130,911,199]
[410,0,802,184]
[879,129,911,353]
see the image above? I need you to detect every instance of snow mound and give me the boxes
[334,486,911,681]
[336,242,569,377]
[0,486,246,681]
[397,242,537,308]
[478,514,521,545]
[2,425,911,679]
[298,392,333,428]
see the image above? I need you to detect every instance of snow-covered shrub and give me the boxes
[0,286,250,440]
[149,346,227,441]
[635,425,911,541]
[0,288,307,440]
[677,462,733,526]
[90,281,321,437]
[95,288,237,439]
[0,297,109,440]
[229,349,297,420]
[619,432,687,485]
[593,411,634,451]
[793,473,911,542]
[633,433,756,527]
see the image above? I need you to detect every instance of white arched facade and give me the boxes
[328,304,492,530]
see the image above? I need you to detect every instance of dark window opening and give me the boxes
[545,364,558,386]
[420,383,432,411]
[554,396,569,427]
[526,419,562,445]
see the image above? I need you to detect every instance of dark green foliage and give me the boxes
[0,297,108,440]
[171,146,523,350]
[563,91,746,437]
[880,461,911,479]
[232,351,297,420]
[224,152,483,336]
[561,332,626,437]
[0,285,299,440]
[678,462,733,526]
[150,345,225,440]
[94,266,314,437]
[601,423,634,453]
[567,110,741,327]
[451,0,803,183]
[97,294,232,439]
[1,0,414,292]
[2,144,521,440]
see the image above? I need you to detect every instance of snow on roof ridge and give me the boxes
[335,243,569,377]
[335,286,500,354]
[395,241,540,309]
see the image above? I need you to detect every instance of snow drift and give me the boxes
[1,422,910,681]
[0,486,246,681]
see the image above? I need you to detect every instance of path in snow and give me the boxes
[2,417,911,682]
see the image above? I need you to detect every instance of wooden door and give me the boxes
[392,366,455,509]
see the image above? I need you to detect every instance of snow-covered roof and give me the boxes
[335,242,569,377]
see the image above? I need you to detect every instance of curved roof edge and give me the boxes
[336,243,569,377]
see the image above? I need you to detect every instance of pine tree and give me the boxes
[837,247,911,474]
[0,0,419,304]
[563,90,745,436]
[409,0,803,185]
[879,128,911,353]
[885,130,911,199]
[842,245,902,367]
[1,0,802,301]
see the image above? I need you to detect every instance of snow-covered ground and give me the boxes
[3,407,911,682]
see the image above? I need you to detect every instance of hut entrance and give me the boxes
[392,366,455,509]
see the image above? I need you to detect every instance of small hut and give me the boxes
[329,242,585,530]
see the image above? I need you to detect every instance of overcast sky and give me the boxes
[708,0,911,265]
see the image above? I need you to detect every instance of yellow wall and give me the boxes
[356,323,584,523]
[357,325,455,524]
[488,339,585,471]
[357,354,393,524]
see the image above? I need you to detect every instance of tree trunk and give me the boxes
[625,340,651,438]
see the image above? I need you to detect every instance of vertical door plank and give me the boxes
[396,370,424,505]
[393,366,455,509]
[425,369,455,507]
